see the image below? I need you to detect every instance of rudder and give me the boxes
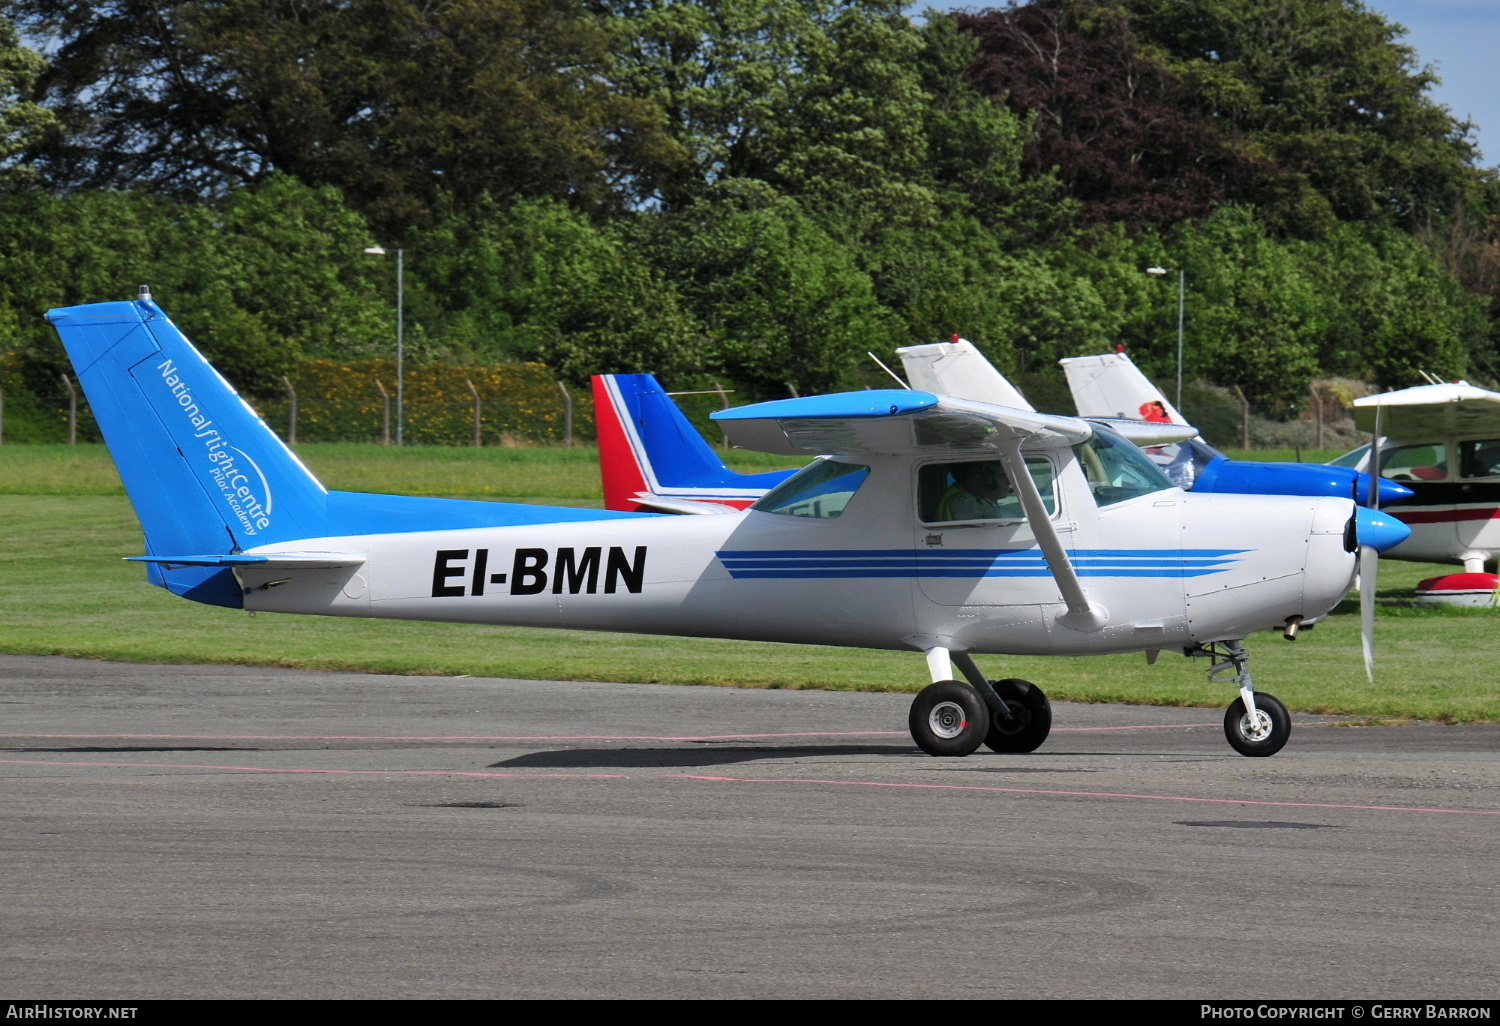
[47,295,329,606]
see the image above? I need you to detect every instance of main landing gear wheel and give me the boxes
[909,680,990,757]
[1223,692,1290,757]
[983,679,1052,754]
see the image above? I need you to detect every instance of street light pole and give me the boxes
[1146,266,1186,411]
[364,246,404,445]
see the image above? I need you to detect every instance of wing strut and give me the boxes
[996,439,1109,632]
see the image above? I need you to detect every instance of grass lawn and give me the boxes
[2,444,1495,721]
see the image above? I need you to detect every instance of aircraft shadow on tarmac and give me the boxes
[490,744,916,769]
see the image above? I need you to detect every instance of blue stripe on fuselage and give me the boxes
[714,548,1248,580]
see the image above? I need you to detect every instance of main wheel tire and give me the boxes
[983,678,1052,753]
[1223,692,1290,757]
[909,681,990,757]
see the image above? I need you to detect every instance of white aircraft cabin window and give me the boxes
[1073,422,1175,506]
[1459,438,1500,479]
[918,458,1055,524]
[752,459,870,519]
[1379,443,1448,482]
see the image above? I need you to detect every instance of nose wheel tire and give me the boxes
[909,681,990,757]
[983,679,1052,753]
[1223,692,1290,757]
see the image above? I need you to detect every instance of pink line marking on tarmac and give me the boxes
[0,730,906,742]
[0,758,624,779]
[668,774,1500,817]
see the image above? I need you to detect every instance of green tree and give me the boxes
[1107,0,1488,230]
[632,183,894,396]
[0,178,391,391]
[0,16,55,187]
[15,0,669,236]
[414,196,704,383]
[1295,221,1487,389]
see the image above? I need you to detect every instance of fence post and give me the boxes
[1233,384,1250,451]
[282,375,298,444]
[376,380,391,446]
[1311,384,1324,449]
[466,378,482,447]
[0,384,5,446]
[61,373,77,444]
[557,380,573,448]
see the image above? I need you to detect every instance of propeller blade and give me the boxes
[1360,544,1378,682]
[1362,403,1384,682]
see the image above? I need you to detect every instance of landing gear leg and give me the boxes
[953,652,1052,754]
[907,648,990,757]
[1187,640,1291,757]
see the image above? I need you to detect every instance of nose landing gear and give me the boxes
[1188,640,1292,757]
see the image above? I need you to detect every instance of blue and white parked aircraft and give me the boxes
[925,342,1411,505]
[591,373,794,514]
[592,355,1193,515]
[49,293,1410,757]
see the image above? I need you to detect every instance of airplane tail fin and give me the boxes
[896,339,1036,411]
[591,374,790,512]
[47,295,330,607]
[1060,352,1190,426]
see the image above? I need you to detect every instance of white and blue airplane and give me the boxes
[48,292,1411,758]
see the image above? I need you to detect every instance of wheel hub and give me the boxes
[927,700,969,739]
[1238,709,1273,743]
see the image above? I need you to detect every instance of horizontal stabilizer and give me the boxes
[126,552,367,569]
[631,495,742,515]
[1087,418,1198,446]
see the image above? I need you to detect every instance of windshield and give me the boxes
[1137,437,1221,490]
[751,459,870,519]
[1329,444,1369,469]
[1074,423,1175,506]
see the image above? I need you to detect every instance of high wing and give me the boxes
[714,390,1108,631]
[1354,383,1500,438]
[711,390,1091,457]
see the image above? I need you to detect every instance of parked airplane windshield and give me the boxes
[1379,443,1448,482]
[752,459,869,519]
[1075,423,1175,506]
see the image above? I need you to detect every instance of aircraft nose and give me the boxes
[1355,472,1415,505]
[1354,507,1411,553]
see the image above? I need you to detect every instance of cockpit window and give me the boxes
[1459,438,1500,479]
[752,459,869,518]
[918,458,1056,524]
[1074,423,1175,506]
[1379,443,1448,482]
